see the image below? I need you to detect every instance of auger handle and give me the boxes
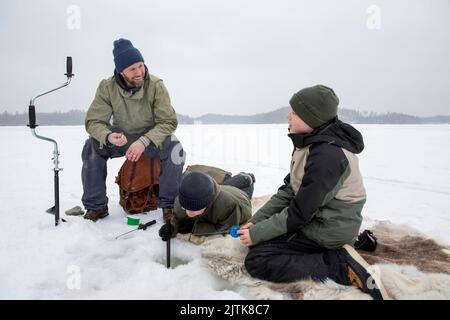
[27,105,37,129]
[65,56,74,77]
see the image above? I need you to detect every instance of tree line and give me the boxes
[1,108,449,126]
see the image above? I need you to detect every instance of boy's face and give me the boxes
[185,208,206,218]
[287,110,314,134]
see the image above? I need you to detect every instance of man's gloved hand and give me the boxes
[159,223,175,241]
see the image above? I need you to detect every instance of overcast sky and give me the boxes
[1,0,449,117]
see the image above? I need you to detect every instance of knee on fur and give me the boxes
[244,250,273,280]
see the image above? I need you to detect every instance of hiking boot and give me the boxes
[83,206,109,222]
[341,244,390,300]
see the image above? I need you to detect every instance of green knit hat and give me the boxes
[289,85,339,129]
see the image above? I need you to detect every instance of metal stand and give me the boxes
[27,57,74,226]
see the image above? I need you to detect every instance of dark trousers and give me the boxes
[244,232,347,284]
[81,132,185,210]
[221,174,254,199]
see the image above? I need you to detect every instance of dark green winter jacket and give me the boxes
[85,68,177,148]
[249,119,366,249]
[171,185,252,236]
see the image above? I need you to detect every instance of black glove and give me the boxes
[354,229,378,252]
[159,223,175,241]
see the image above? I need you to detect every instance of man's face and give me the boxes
[185,208,206,218]
[287,110,314,134]
[121,61,145,87]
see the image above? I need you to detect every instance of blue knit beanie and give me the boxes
[112,38,144,73]
[178,172,216,211]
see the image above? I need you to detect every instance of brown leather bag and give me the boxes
[115,155,160,214]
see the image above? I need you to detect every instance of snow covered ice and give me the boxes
[0,124,449,299]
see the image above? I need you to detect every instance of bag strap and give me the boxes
[124,161,137,200]
[150,157,154,184]
[133,157,156,213]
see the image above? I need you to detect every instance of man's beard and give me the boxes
[122,73,144,88]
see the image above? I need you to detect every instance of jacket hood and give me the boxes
[288,117,364,154]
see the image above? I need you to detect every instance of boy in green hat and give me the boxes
[238,85,389,300]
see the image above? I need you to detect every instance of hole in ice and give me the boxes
[154,255,191,269]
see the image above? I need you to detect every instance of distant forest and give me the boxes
[1,107,449,126]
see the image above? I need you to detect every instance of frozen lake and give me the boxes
[0,124,449,299]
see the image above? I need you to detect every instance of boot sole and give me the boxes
[343,244,391,300]
[84,212,109,222]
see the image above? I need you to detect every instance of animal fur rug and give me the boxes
[200,196,450,300]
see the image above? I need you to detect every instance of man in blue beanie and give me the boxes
[81,38,185,222]
[158,171,255,242]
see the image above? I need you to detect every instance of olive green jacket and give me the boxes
[85,72,177,148]
[171,185,252,236]
[249,120,366,249]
